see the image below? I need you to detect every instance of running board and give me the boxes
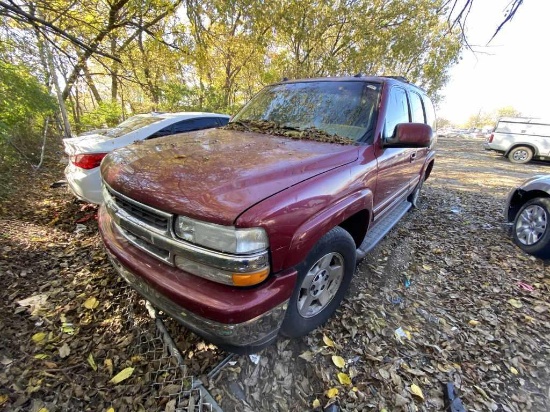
[356,200,412,261]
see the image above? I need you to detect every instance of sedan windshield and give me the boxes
[104,115,164,138]
[231,81,380,143]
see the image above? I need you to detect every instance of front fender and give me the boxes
[283,189,373,269]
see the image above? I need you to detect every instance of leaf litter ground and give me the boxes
[0,137,549,411]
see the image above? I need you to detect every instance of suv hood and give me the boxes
[101,128,359,225]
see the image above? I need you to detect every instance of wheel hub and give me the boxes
[297,252,344,318]
[515,204,547,246]
[309,270,329,297]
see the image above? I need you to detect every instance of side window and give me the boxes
[409,92,425,123]
[423,96,437,131]
[171,120,193,134]
[173,117,221,133]
[384,87,409,139]
[147,126,173,139]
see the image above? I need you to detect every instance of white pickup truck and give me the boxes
[484,117,550,164]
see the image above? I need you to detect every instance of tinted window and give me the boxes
[148,126,174,139]
[384,87,409,139]
[172,117,221,133]
[409,92,425,123]
[423,97,436,131]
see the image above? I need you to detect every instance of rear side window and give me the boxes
[423,97,436,131]
[384,87,409,139]
[172,117,221,133]
[409,92,425,123]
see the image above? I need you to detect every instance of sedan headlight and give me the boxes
[175,216,268,254]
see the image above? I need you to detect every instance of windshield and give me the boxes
[104,115,164,138]
[231,81,380,143]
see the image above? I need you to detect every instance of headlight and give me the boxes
[175,216,268,254]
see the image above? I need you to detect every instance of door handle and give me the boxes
[410,152,417,161]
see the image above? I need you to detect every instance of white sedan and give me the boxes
[63,112,230,204]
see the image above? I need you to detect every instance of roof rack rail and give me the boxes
[382,75,409,83]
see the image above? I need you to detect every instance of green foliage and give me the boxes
[495,106,522,119]
[0,60,55,136]
[464,106,522,128]
[77,101,123,132]
[2,0,464,131]
[0,60,56,167]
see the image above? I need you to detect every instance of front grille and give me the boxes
[107,187,169,232]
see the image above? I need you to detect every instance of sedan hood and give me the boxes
[101,128,359,225]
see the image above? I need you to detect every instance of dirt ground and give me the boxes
[1,136,549,411]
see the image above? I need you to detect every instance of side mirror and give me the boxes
[384,123,433,148]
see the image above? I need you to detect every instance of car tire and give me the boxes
[280,226,356,338]
[408,174,424,209]
[508,146,533,164]
[512,198,550,260]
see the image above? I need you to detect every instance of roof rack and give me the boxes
[382,75,409,83]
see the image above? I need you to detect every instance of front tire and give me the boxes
[281,227,356,338]
[508,146,533,164]
[408,175,424,208]
[513,198,550,260]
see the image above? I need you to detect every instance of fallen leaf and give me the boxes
[395,393,409,406]
[378,368,390,380]
[323,335,335,347]
[468,320,480,326]
[83,297,99,310]
[312,399,320,408]
[87,353,97,371]
[510,366,519,375]
[410,384,424,400]
[0,394,7,406]
[507,298,522,309]
[326,388,338,399]
[59,343,70,358]
[332,356,345,369]
[523,315,534,322]
[533,305,547,313]
[337,372,352,385]
[299,351,314,362]
[32,332,47,343]
[104,358,114,376]
[34,354,49,359]
[110,367,134,384]
[38,408,49,412]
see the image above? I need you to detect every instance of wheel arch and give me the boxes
[507,189,550,222]
[283,189,373,269]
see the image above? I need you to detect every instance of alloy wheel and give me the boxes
[297,252,344,318]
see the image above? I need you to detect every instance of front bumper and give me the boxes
[98,207,296,348]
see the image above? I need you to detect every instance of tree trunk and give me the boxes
[83,63,102,104]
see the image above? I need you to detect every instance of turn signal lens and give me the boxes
[232,267,270,286]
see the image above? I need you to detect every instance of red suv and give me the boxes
[98,76,436,352]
